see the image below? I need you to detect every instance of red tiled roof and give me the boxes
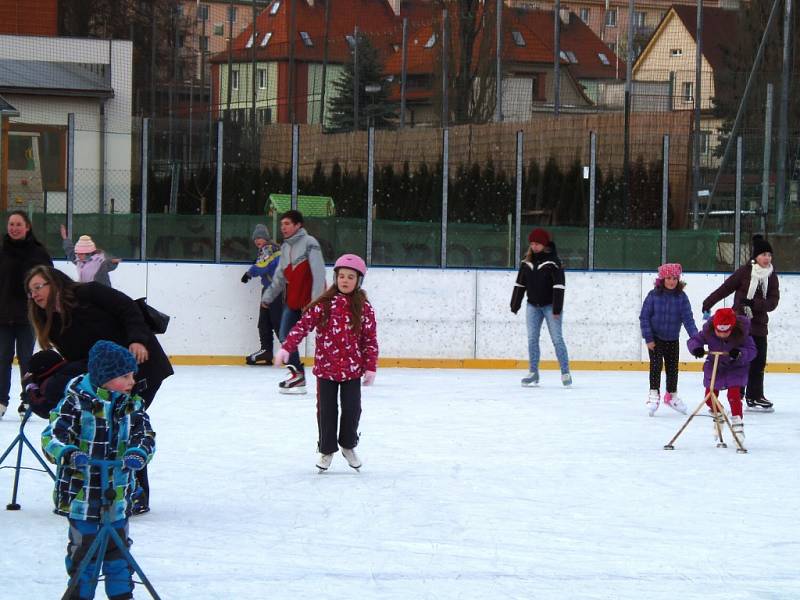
[671,5,738,72]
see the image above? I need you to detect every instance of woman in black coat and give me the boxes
[0,210,52,419]
[25,265,173,513]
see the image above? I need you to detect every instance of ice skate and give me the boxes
[521,371,539,387]
[340,446,362,470]
[0,403,6,419]
[279,365,307,395]
[663,392,687,415]
[245,348,272,365]
[731,415,745,440]
[745,397,774,413]
[316,453,333,471]
[711,411,727,445]
[646,390,660,416]
[561,372,572,387]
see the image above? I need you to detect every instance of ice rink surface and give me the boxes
[1,366,798,600]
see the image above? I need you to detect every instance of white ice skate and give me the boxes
[663,392,687,415]
[646,390,660,416]
[340,446,362,470]
[731,415,745,440]
[316,453,333,471]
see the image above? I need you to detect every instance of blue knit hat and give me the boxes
[88,340,138,386]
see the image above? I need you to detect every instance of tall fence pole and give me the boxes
[291,124,299,209]
[554,0,561,117]
[215,120,223,263]
[661,134,670,265]
[495,0,502,122]
[622,0,635,218]
[760,83,774,233]
[735,136,743,268]
[441,10,448,127]
[400,18,408,128]
[514,130,523,263]
[140,118,149,261]
[353,26,359,131]
[366,127,375,265]
[775,0,792,232]
[588,131,596,271]
[441,128,449,267]
[691,0,703,229]
[66,113,75,239]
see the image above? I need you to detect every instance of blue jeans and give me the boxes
[278,307,304,372]
[0,323,35,406]
[525,304,570,374]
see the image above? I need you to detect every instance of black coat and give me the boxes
[510,242,566,315]
[0,233,52,324]
[37,283,173,396]
[25,359,87,419]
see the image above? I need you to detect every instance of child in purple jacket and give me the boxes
[639,263,698,416]
[687,308,756,438]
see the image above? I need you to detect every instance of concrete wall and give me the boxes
[52,261,800,365]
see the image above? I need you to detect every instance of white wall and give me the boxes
[52,262,800,364]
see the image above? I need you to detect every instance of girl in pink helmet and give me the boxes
[275,254,379,472]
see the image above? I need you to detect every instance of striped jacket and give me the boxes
[510,243,566,315]
[42,374,155,522]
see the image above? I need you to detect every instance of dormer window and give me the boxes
[598,52,610,65]
[300,31,313,47]
[345,34,356,49]
[245,33,255,48]
[424,33,437,48]
[261,32,272,47]
[269,1,281,15]
[512,31,525,46]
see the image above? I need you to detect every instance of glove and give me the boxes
[363,370,376,386]
[241,273,251,283]
[691,347,706,359]
[702,310,711,321]
[273,348,290,366]
[739,298,753,308]
[68,451,89,468]
[729,348,741,360]
[123,452,146,471]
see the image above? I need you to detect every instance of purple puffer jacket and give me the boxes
[686,315,756,389]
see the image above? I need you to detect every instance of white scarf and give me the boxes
[744,262,773,317]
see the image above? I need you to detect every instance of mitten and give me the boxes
[702,310,711,321]
[274,348,290,366]
[123,452,146,471]
[739,298,753,308]
[729,348,741,360]
[691,347,705,359]
[363,370,376,386]
[241,273,251,283]
[68,451,89,468]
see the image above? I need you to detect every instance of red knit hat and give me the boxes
[528,228,551,246]
[712,308,737,332]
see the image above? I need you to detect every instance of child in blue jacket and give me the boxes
[42,340,155,600]
[241,224,284,365]
[639,263,699,416]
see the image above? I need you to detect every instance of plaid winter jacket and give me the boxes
[639,286,698,343]
[42,374,155,522]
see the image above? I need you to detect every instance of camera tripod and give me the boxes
[663,351,748,454]
[62,458,161,600]
[0,405,55,510]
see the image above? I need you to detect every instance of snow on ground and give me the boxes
[1,366,799,599]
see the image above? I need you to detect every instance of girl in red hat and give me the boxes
[686,308,756,438]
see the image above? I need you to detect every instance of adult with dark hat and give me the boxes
[702,234,779,412]
[21,350,87,419]
[510,228,572,387]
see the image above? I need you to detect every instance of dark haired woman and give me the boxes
[0,211,52,419]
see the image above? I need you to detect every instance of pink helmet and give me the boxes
[334,254,367,277]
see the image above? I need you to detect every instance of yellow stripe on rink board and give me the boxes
[167,356,800,373]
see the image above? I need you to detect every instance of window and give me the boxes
[300,31,313,47]
[424,33,437,48]
[670,48,683,57]
[261,32,272,47]
[227,6,237,22]
[345,34,356,49]
[213,24,224,36]
[177,34,185,48]
[258,68,267,89]
[198,4,209,21]
[605,8,617,26]
[258,108,272,125]
[634,11,646,27]
[512,31,525,46]
[598,52,610,65]
[682,81,693,102]
[8,125,67,191]
[699,131,710,155]
[580,8,589,23]
[245,33,255,48]
[270,1,281,15]
[559,50,568,61]
[199,36,209,52]
[565,51,578,64]
[232,70,240,90]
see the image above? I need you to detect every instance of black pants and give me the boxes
[744,335,768,400]
[316,378,361,455]
[133,378,162,508]
[257,291,283,353]
[648,338,680,393]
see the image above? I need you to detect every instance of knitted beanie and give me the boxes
[657,263,682,280]
[88,340,138,386]
[252,224,271,242]
[712,308,737,332]
[751,235,773,260]
[74,235,97,253]
[528,228,551,246]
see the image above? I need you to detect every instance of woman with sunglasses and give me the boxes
[0,211,52,419]
[25,265,173,514]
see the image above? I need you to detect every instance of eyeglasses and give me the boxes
[27,282,49,297]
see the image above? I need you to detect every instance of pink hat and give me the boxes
[74,235,96,254]
[657,263,682,280]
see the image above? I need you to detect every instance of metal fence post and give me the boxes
[66,113,75,239]
[291,124,299,210]
[735,136,743,268]
[588,131,596,271]
[514,130,523,265]
[366,126,374,265]
[761,83,773,233]
[140,117,149,261]
[215,120,223,263]
[661,134,670,265]
[441,128,449,268]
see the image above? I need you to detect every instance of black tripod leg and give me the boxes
[108,527,162,600]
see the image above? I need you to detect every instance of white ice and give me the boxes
[1,367,798,599]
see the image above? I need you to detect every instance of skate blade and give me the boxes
[279,387,307,395]
[745,407,774,413]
